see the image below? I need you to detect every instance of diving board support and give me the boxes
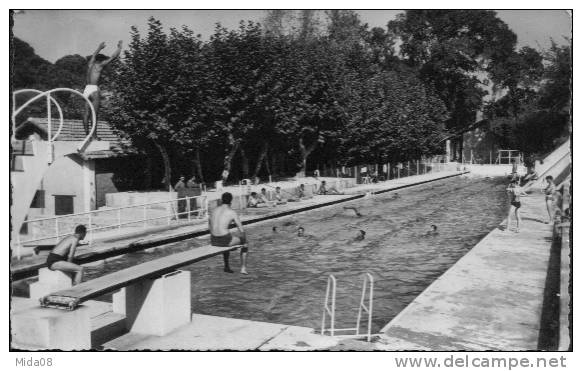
[40,245,243,310]
[112,270,191,336]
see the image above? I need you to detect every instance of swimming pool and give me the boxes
[20,176,510,334]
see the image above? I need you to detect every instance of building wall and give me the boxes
[94,156,147,208]
[40,154,87,216]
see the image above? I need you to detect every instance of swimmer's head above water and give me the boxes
[297,227,305,237]
[355,230,366,241]
[430,225,438,233]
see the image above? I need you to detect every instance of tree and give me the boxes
[339,70,448,165]
[485,40,570,155]
[389,10,518,160]
[107,18,204,190]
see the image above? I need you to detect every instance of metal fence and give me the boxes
[15,194,209,259]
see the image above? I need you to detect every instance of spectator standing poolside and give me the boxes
[187,176,202,216]
[543,176,557,223]
[506,179,528,232]
[175,176,187,218]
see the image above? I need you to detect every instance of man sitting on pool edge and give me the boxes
[209,192,248,274]
[318,180,343,195]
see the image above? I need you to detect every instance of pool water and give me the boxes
[24,176,510,334]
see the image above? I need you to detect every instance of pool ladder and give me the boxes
[321,273,374,341]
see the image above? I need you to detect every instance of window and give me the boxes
[30,190,45,208]
[54,195,74,215]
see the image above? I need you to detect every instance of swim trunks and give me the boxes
[46,252,66,268]
[511,201,521,209]
[210,234,233,247]
[83,85,99,98]
[210,233,247,249]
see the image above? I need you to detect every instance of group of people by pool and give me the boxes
[41,160,564,283]
[505,173,564,233]
[246,181,344,209]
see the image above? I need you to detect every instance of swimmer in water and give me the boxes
[354,230,366,241]
[426,225,438,236]
[392,193,400,199]
[297,226,305,237]
[272,226,278,233]
[343,206,362,217]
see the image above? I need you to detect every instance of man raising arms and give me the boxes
[83,41,122,139]
[209,192,249,274]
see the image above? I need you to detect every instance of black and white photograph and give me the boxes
[8,6,573,359]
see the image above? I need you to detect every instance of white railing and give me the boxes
[321,273,375,342]
[15,194,209,254]
[12,88,97,154]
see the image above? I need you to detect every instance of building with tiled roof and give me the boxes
[12,118,148,225]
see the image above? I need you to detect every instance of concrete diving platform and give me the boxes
[377,192,556,350]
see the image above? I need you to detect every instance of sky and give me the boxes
[11,10,572,63]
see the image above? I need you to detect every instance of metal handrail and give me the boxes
[12,89,65,142]
[321,274,337,336]
[355,273,374,341]
[17,194,209,246]
[321,273,375,341]
[12,88,97,152]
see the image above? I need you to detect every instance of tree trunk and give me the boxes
[154,141,172,192]
[251,142,269,179]
[240,148,250,179]
[144,154,153,190]
[193,147,204,184]
[298,137,318,173]
[222,135,240,182]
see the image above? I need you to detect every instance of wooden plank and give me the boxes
[41,245,241,309]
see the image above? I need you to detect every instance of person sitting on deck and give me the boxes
[209,192,248,274]
[274,186,289,204]
[248,192,269,208]
[46,224,87,285]
[259,188,276,207]
[296,184,312,200]
[318,180,343,195]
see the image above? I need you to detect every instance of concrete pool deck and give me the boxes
[12,169,465,280]
[377,191,555,351]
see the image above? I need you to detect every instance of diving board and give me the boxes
[40,245,242,310]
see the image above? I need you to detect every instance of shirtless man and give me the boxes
[83,41,122,139]
[209,192,248,274]
[46,225,87,285]
[318,180,343,195]
[248,192,269,208]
